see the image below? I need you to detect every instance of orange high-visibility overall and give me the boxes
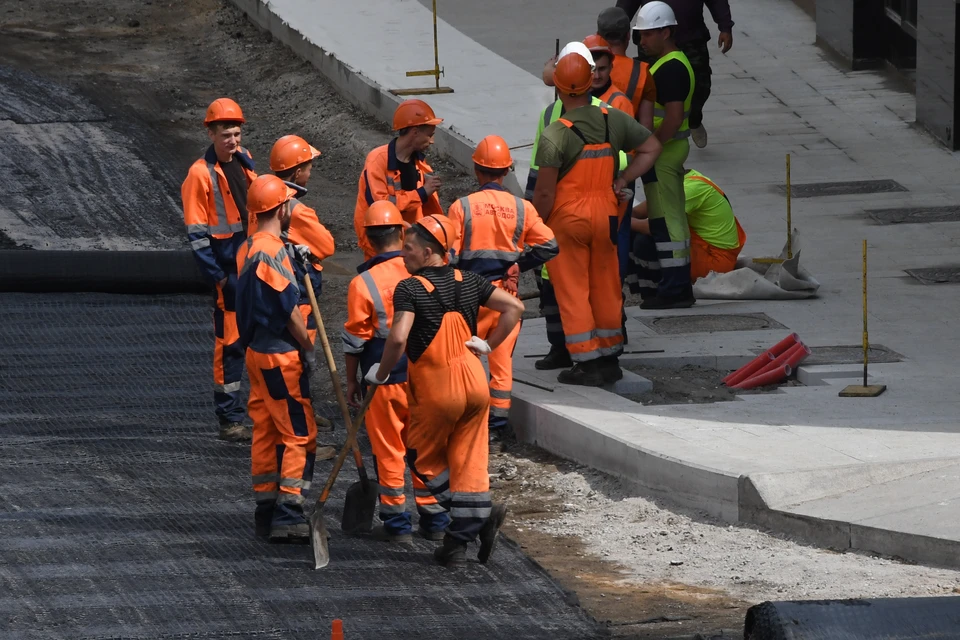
[342,255,445,533]
[548,109,624,362]
[404,270,492,542]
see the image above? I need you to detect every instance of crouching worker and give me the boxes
[631,168,746,288]
[236,175,319,543]
[366,215,525,567]
[342,202,451,544]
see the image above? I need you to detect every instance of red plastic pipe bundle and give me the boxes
[723,334,811,389]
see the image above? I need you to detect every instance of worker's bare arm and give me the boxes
[655,101,684,144]
[376,311,414,381]
[532,167,559,223]
[620,135,661,185]
[481,289,524,352]
[638,100,654,131]
[286,307,312,351]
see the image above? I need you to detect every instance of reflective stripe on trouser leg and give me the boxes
[631,232,661,297]
[476,305,520,430]
[539,278,566,349]
[246,349,318,506]
[648,141,691,298]
[365,383,413,533]
[214,304,246,424]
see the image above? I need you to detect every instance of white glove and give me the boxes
[364,363,386,386]
[292,244,314,266]
[465,336,492,356]
[301,348,318,374]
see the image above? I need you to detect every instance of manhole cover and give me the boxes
[641,313,787,335]
[865,206,960,224]
[905,267,960,284]
[803,345,903,365]
[781,179,907,198]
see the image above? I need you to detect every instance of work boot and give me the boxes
[417,511,450,541]
[535,346,572,370]
[315,413,334,432]
[557,361,604,387]
[433,535,468,568]
[418,527,445,541]
[477,503,508,564]
[690,124,708,149]
[219,422,252,442]
[370,525,414,545]
[640,292,696,310]
[269,503,310,543]
[598,356,623,384]
[254,501,275,539]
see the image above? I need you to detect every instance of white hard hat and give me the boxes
[557,41,596,71]
[633,1,678,31]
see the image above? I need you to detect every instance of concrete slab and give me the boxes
[233,0,960,569]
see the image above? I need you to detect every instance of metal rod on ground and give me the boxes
[390,0,453,95]
[839,240,886,397]
[786,153,793,260]
[431,0,441,91]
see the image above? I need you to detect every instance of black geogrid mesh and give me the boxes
[0,293,601,640]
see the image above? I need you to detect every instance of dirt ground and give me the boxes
[5,2,959,639]
[621,364,801,406]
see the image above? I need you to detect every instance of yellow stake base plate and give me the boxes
[839,384,887,398]
[390,87,454,96]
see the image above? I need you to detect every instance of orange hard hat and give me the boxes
[582,34,612,57]
[553,53,593,96]
[269,135,321,172]
[393,99,443,130]
[414,214,458,253]
[247,175,296,216]
[204,98,245,125]
[364,200,404,227]
[472,135,513,170]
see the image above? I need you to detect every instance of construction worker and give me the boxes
[236,175,318,543]
[597,6,656,129]
[618,0,735,148]
[354,99,445,260]
[532,46,661,386]
[182,98,257,442]
[634,2,697,309]
[632,168,746,285]
[342,201,450,544]
[249,135,336,344]
[448,136,558,441]
[366,215,525,567]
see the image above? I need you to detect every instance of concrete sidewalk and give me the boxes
[231,0,960,569]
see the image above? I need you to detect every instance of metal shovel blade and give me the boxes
[310,507,330,570]
[340,479,377,534]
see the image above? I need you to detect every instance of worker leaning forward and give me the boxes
[354,99,445,260]
[448,136,558,443]
[367,215,525,567]
[532,46,661,387]
[248,135,336,345]
[634,2,698,309]
[182,98,257,442]
[342,202,451,544]
[237,175,319,544]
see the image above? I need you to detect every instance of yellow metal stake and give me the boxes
[840,240,886,397]
[390,0,454,96]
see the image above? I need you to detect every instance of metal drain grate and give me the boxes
[641,313,787,335]
[781,179,907,198]
[905,267,960,285]
[865,206,960,225]
[803,345,903,366]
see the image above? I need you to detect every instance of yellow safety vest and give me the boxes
[650,51,695,142]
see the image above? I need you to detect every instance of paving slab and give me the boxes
[231,0,960,569]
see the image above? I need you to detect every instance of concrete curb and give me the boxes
[226,0,523,194]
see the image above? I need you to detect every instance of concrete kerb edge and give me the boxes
[226,0,523,193]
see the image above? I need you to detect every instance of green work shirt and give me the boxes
[535,104,652,180]
[684,169,739,249]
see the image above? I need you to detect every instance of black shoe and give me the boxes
[418,527,446,541]
[269,503,310,543]
[219,422,252,442]
[433,535,468,567]
[639,293,696,310]
[598,356,623,384]
[535,346,573,370]
[557,361,604,387]
[478,504,507,564]
[370,525,414,545]
[254,501,275,539]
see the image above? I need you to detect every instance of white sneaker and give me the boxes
[691,125,708,148]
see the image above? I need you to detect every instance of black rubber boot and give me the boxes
[640,289,696,310]
[478,504,507,564]
[269,503,310,543]
[535,346,573,370]
[557,361,604,387]
[433,535,468,568]
[598,356,623,384]
[254,501,275,539]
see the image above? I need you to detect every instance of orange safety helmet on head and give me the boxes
[269,135,321,172]
[414,214,458,253]
[553,53,593,97]
[204,98,245,125]
[364,200,404,228]
[582,34,612,59]
[247,175,296,216]
[472,135,513,170]
[393,99,443,130]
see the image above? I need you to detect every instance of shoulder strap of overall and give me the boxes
[559,118,588,145]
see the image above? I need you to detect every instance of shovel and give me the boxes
[310,387,377,569]
[302,272,378,535]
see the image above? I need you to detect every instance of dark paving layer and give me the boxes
[0,293,601,640]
